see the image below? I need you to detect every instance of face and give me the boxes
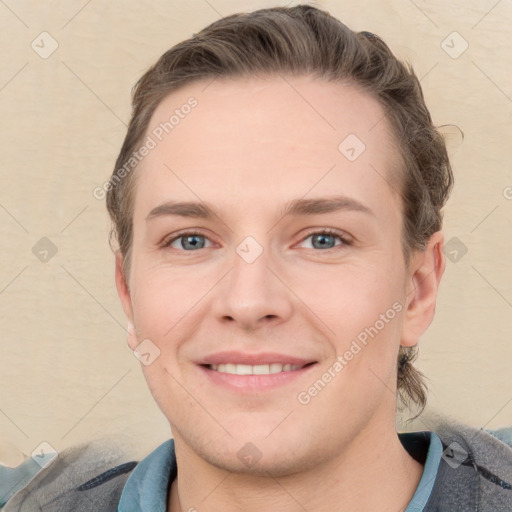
[117,75,438,476]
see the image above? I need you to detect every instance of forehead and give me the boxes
[135,75,402,217]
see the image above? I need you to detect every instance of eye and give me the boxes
[165,231,213,251]
[162,228,351,252]
[298,229,351,251]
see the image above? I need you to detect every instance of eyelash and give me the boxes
[162,228,352,252]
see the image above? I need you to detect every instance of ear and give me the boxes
[115,251,138,350]
[401,231,446,347]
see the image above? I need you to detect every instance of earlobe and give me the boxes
[126,321,139,351]
[115,252,138,350]
[401,231,446,348]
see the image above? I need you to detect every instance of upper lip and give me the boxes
[199,351,317,367]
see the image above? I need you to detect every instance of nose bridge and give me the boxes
[212,235,293,328]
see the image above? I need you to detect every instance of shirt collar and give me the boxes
[118,439,176,512]
[403,431,443,511]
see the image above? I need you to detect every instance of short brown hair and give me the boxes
[106,4,454,416]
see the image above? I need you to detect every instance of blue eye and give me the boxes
[300,230,348,250]
[167,232,212,251]
[164,229,350,252]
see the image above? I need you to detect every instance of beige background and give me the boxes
[0,0,511,465]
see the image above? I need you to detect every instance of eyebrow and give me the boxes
[145,195,374,222]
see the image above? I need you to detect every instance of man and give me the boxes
[5,4,512,511]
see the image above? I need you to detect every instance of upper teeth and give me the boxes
[209,363,302,375]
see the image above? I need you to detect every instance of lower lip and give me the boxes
[198,363,317,392]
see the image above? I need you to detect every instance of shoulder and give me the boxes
[4,439,138,512]
[425,416,512,512]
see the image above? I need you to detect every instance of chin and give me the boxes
[204,441,318,478]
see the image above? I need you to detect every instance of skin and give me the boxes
[115,75,445,512]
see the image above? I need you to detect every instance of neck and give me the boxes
[167,422,424,512]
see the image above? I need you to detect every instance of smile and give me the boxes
[207,363,305,375]
[199,361,317,392]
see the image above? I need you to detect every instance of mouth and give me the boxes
[197,354,318,392]
[203,362,316,375]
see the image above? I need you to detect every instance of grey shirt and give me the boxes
[4,419,512,511]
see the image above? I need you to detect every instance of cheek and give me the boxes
[302,262,404,331]
[131,270,195,340]
[313,265,405,380]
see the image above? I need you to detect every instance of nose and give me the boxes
[211,242,294,331]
